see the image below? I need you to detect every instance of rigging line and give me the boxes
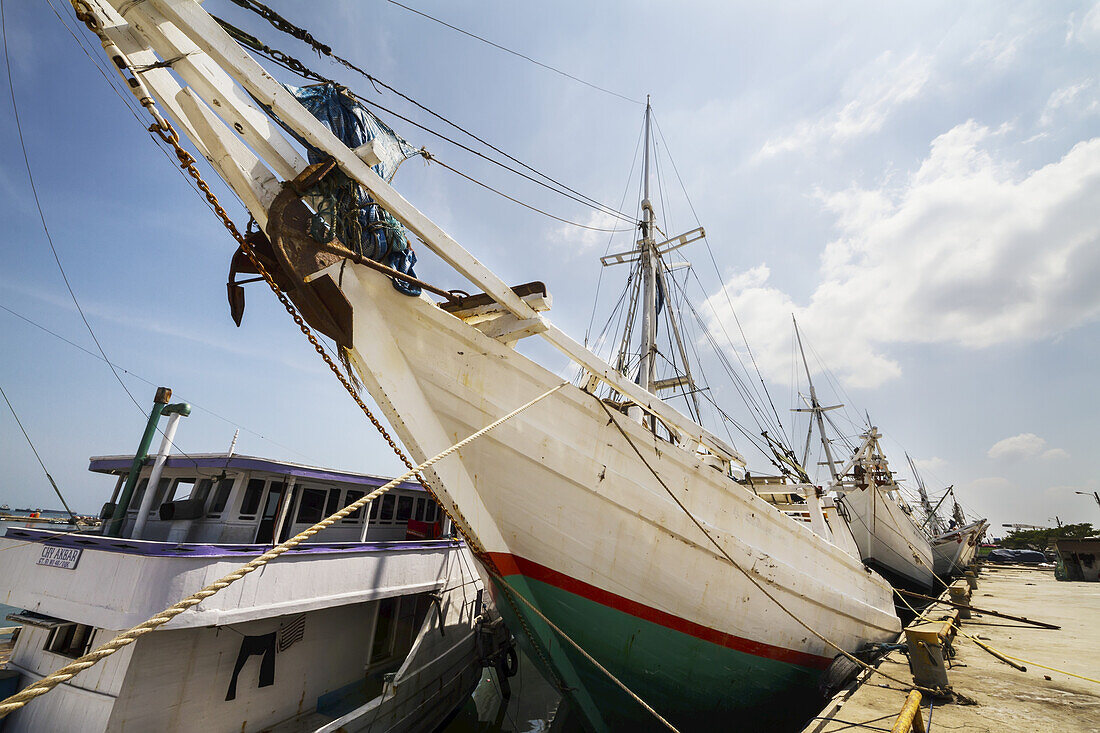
[224,28,636,226]
[2,0,142,416]
[4,6,228,475]
[0,383,77,520]
[350,90,635,225]
[422,152,634,232]
[43,0,229,221]
[215,10,636,223]
[0,303,314,462]
[586,116,646,346]
[675,276,780,440]
[382,0,644,105]
[665,276,782,463]
[651,113,790,440]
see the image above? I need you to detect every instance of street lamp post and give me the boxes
[1076,491,1100,514]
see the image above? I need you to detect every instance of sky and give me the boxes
[1,0,1098,536]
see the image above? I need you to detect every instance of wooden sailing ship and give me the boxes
[69,1,903,729]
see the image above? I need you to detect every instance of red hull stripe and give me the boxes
[487,552,833,670]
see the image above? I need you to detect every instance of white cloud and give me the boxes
[966,34,1021,69]
[705,121,1100,388]
[1039,81,1092,127]
[962,476,1014,494]
[1041,447,1071,460]
[551,210,628,251]
[988,433,1047,460]
[914,456,947,472]
[757,52,931,159]
[1066,3,1100,44]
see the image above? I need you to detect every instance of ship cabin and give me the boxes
[92,453,446,544]
[0,453,504,732]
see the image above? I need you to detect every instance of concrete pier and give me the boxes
[805,565,1100,732]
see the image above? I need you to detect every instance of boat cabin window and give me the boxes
[239,478,266,518]
[341,490,365,523]
[324,488,341,517]
[168,478,197,502]
[128,478,149,512]
[207,478,234,516]
[396,495,413,522]
[379,494,395,523]
[296,488,327,524]
[45,622,95,659]
[129,477,170,514]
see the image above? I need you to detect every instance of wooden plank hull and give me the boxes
[333,263,902,730]
[836,486,935,591]
[932,520,987,576]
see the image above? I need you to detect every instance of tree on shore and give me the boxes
[1001,523,1096,550]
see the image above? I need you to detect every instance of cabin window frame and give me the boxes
[238,477,267,518]
[206,476,236,517]
[44,622,96,659]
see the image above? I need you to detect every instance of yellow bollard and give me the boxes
[949,581,971,619]
[890,689,926,733]
[905,623,950,689]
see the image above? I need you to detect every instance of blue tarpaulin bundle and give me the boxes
[288,83,422,295]
[987,548,1049,564]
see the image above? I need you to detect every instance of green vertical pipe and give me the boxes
[105,387,172,537]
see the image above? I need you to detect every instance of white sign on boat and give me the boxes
[36,546,82,570]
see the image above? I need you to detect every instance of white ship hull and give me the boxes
[839,486,935,590]
[332,261,901,730]
[932,520,987,576]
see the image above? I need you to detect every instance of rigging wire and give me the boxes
[585,117,646,346]
[5,0,224,475]
[216,7,637,223]
[0,383,78,520]
[381,0,644,105]
[651,114,789,444]
[214,20,636,233]
[421,152,633,232]
[0,303,315,462]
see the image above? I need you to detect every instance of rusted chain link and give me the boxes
[147,121,427,490]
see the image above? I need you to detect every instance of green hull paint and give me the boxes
[493,574,826,732]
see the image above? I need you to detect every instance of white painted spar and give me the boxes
[331,261,901,660]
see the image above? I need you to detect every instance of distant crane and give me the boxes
[1001,523,1048,531]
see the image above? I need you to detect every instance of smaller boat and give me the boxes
[0,394,516,732]
[906,455,988,578]
[793,322,934,591]
[0,504,10,511]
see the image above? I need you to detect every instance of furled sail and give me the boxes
[288,82,422,294]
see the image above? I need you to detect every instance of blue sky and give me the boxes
[1,0,1098,534]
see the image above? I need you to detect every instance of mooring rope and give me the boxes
[0,382,565,718]
[489,571,680,732]
[594,398,946,697]
[894,586,1100,686]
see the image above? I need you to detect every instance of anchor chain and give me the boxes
[70,0,569,694]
